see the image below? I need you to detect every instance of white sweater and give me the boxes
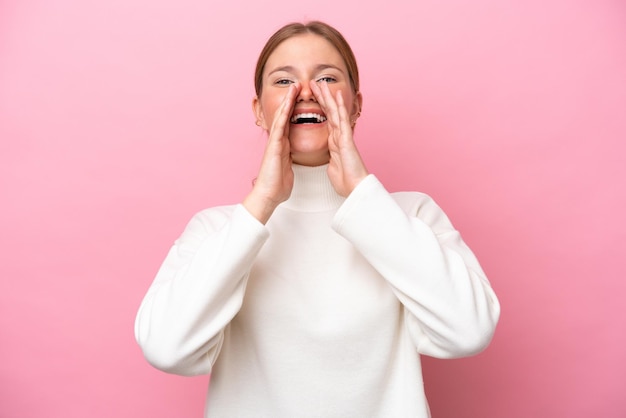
[135,164,500,418]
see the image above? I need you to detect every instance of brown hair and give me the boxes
[254,21,360,97]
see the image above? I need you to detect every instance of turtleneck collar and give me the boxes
[279,164,345,212]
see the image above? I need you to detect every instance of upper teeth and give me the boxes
[290,113,327,123]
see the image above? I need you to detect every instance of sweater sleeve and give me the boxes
[332,175,500,359]
[134,204,269,375]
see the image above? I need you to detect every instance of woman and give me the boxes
[135,21,500,418]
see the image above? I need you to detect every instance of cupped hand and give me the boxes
[243,83,299,224]
[311,80,368,197]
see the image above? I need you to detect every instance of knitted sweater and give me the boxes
[135,164,500,418]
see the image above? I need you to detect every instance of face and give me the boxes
[253,33,362,166]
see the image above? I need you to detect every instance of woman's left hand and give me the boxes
[311,80,369,197]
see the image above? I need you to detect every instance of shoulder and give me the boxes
[183,204,239,235]
[358,175,454,228]
[390,191,437,214]
[193,204,238,223]
[390,191,454,229]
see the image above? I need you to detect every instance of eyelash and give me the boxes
[274,76,337,85]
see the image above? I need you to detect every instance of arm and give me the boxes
[134,204,269,375]
[136,84,300,375]
[332,175,500,358]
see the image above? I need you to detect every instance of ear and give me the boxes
[351,91,363,125]
[352,91,363,117]
[252,96,267,130]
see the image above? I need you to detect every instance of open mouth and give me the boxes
[290,112,327,125]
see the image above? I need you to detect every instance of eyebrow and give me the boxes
[267,64,345,76]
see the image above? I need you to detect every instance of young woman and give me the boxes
[135,21,500,418]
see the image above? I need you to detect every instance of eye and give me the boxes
[275,79,294,85]
[317,76,337,83]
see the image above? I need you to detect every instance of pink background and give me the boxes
[1,0,625,416]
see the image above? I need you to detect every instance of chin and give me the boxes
[291,150,330,166]
[289,136,328,164]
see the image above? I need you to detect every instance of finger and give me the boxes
[321,82,352,139]
[311,80,334,120]
[310,80,327,109]
[335,90,352,132]
[318,81,341,129]
[269,83,298,140]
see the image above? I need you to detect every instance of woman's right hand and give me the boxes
[243,83,299,224]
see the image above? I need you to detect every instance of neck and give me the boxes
[280,164,345,212]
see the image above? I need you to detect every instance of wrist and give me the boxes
[243,191,280,225]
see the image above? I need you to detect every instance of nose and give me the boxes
[296,81,316,102]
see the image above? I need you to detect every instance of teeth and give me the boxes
[290,113,327,123]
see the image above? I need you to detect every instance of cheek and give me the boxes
[335,90,357,114]
[261,98,282,125]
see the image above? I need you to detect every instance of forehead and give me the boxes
[264,33,347,74]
